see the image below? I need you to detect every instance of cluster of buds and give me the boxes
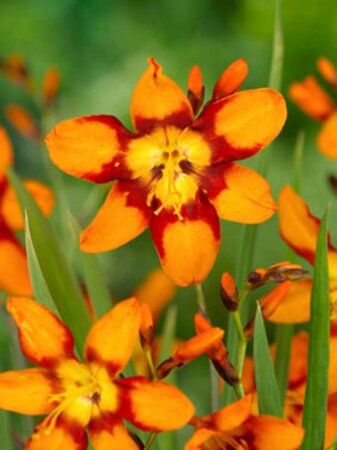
[247,261,308,289]
[156,312,238,387]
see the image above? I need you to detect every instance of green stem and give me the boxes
[145,349,157,380]
[144,432,158,450]
[196,283,206,310]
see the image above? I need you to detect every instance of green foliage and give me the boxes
[301,210,330,450]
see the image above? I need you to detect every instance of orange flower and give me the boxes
[185,395,304,450]
[0,297,194,449]
[266,185,337,324]
[0,126,54,296]
[289,57,337,159]
[46,58,286,286]
[5,104,40,140]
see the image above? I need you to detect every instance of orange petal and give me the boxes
[5,104,39,139]
[326,393,337,447]
[150,198,220,286]
[118,376,195,431]
[287,332,309,387]
[26,417,87,450]
[205,395,252,431]
[317,57,337,88]
[185,428,219,450]
[245,415,304,450]
[1,180,54,231]
[133,268,176,320]
[0,368,57,415]
[289,76,335,121]
[172,327,224,364]
[206,163,276,224]
[43,67,60,105]
[80,181,150,253]
[196,88,287,163]
[279,185,320,265]
[45,115,133,183]
[7,297,75,368]
[130,58,193,133]
[0,226,32,295]
[89,419,140,450]
[212,58,248,100]
[265,279,312,324]
[187,65,204,115]
[84,297,141,374]
[0,126,13,184]
[317,112,337,159]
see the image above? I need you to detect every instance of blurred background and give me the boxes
[1,0,337,422]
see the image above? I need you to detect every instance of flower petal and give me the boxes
[185,428,219,450]
[0,368,57,415]
[117,376,195,431]
[84,297,141,374]
[245,415,304,450]
[150,196,220,286]
[205,163,276,224]
[264,280,312,324]
[0,224,32,295]
[317,112,337,159]
[194,88,286,163]
[26,417,87,450]
[279,185,320,265]
[0,126,13,184]
[187,65,204,115]
[1,180,54,231]
[289,76,335,121]
[80,181,150,253]
[5,104,40,139]
[7,297,75,368]
[133,268,176,320]
[212,58,248,100]
[89,419,140,450]
[205,395,252,431]
[130,58,193,133]
[45,115,133,183]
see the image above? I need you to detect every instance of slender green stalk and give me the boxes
[268,0,283,90]
[195,284,221,411]
[292,130,305,194]
[144,432,158,450]
[195,283,206,310]
[145,349,157,380]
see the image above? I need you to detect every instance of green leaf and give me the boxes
[274,324,293,406]
[0,412,13,450]
[68,213,113,319]
[254,304,283,417]
[268,0,283,90]
[25,214,58,315]
[301,210,330,450]
[7,167,92,353]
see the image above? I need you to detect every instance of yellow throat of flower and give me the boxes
[127,126,211,219]
[45,360,118,431]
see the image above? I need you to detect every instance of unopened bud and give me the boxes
[220,272,239,311]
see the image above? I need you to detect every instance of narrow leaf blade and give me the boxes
[7,168,92,352]
[301,210,330,450]
[254,304,283,417]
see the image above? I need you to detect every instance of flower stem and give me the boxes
[145,349,157,380]
[196,283,206,311]
[144,432,158,450]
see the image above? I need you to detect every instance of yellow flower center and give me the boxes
[127,126,211,219]
[46,360,118,431]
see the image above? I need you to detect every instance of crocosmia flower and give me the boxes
[46,58,286,286]
[289,57,337,159]
[0,297,194,449]
[185,395,304,450]
[0,126,53,295]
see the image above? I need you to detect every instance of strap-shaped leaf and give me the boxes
[7,168,92,353]
[254,304,283,417]
[301,210,330,449]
